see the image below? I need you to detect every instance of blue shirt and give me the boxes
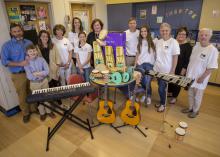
[1,38,32,73]
[24,57,49,81]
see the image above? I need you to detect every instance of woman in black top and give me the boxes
[168,27,192,104]
[86,18,104,67]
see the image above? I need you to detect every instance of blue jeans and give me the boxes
[136,63,153,97]
[157,79,167,106]
[77,67,92,82]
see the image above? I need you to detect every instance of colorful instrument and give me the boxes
[97,83,116,124]
[116,46,126,71]
[120,75,141,126]
[105,46,115,69]
[93,41,105,67]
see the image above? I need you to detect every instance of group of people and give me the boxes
[125,17,218,118]
[0,16,218,123]
[1,17,103,123]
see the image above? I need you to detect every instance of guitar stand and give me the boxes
[91,122,121,134]
[37,95,94,151]
[115,124,147,138]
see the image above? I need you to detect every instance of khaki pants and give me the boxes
[11,73,31,115]
[30,78,51,115]
[188,87,204,113]
[125,56,136,66]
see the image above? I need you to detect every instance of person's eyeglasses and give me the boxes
[178,33,186,36]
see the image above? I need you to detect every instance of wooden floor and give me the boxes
[0,81,220,157]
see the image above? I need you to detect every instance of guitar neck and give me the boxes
[131,84,139,105]
[104,83,108,106]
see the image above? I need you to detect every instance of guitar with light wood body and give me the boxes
[120,72,141,126]
[97,83,116,124]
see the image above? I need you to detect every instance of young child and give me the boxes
[24,44,56,121]
[75,32,92,82]
[135,25,156,106]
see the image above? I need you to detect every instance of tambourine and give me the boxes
[110,72,122,84]
[122,72,130,82]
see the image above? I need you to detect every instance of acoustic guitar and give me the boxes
[97,83,116,124]
[120,73,141,126]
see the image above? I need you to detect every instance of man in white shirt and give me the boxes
[125,17,140,66]
[182,28,219,118]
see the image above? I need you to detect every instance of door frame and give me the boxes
[69,1,95,32]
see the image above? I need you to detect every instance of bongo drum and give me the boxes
[179,121,188,131]
[175,127,186,141]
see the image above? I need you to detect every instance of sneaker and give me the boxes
[146,97,151,105]
[40,114,47,121]
[188,112,199,118]
[157,105,165,112]
[140,95,146,103]
[136,97,140,102]
[23,114,30,123]
[155,104,161,108]
[181,108,193,114]
[48,112,56,119]
[169,98,176,104]
[130,96,133,100]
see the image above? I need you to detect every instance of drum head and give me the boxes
[179,121,188,128]
[175,127,186,136]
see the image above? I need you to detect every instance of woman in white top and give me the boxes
[154,23,180,112]
[75,32,92,82]
[182,28,219,118]
[135,25,156,106]
[52,24,74,85]
[68,17,84,65]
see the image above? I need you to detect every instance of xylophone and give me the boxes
[135,69,194,89]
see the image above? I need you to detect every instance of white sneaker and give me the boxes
[130,96,133,100]
[169,98,176,104]
[140,95,146,103]
[136,97,140,102]
[146,97,151,105]
[157,105,165,112]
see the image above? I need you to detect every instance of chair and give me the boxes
[68,74,97,123]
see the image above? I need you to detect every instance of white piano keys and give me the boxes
[32,82,91,95]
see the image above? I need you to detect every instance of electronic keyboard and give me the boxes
[26,82,96,104]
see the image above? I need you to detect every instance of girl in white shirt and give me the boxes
[182,28,219,118]
[68,17,84,66]
[52,24,73,85]
[135,25,156,106]
[154,23,180,112]
[68,17,84,48]
[75,32,92,82]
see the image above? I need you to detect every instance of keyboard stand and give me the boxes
[37,95,94,151]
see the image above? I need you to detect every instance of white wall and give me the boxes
[51,0,108,29]
[0,1,10,51]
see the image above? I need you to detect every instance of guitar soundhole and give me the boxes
[129,106,137,116]
[104,106,112,114]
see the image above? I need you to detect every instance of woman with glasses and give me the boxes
[168,27,192,104]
